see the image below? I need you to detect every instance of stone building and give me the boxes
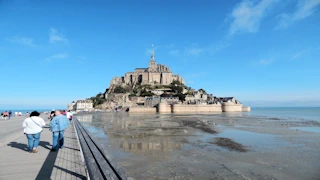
[144,94,180,108]
[110,47,184,87]
[145,96,161,107]
[185,89,208,104]
[215,97,240,104]
[67,101,76,111]
[75,100,94,112]
[160,94,180,105]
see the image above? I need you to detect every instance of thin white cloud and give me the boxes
[292,49,308,59]
[45,53,68,62]
[8,36,35,46]
[207,43,231,54]
[184,46,203,55]
[257,59,274,65]
[291,46,319,60]
[168,49,180,56]
[49,28,68,44]
[228,0,278,35]
[276,0,320,29]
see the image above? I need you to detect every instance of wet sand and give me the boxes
[77,112,320,180]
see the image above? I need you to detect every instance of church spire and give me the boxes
[151,44,155,61]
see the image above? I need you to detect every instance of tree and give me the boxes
[140,88,155,97]
[114,86,126,93]
[177,93,186,102]
[171,80,183,86]
[198,89,207,94]
[87,92,106,108]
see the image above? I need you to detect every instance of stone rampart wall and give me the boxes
[242,106,251,112]
[172,104,222,113]
[221,102,243,112]
[129,107,156,113]
[157,103,172,113]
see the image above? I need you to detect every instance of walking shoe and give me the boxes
[32,148,38,153]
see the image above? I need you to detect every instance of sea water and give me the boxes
[77,107,320,179]
[249,107,320,121]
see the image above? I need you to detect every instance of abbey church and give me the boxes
[110,49,184,87]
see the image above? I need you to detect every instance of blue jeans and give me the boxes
[26,132,41,151]
[52,131,65,150]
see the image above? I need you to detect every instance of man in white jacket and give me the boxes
[22,111,46,153]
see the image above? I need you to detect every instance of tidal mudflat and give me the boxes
[77,112,320,180]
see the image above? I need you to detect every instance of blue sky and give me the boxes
[0,0,320,109]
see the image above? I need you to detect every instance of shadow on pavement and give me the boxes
[7,141,51,152]
[35,149,59,180]
[35,148,86,179]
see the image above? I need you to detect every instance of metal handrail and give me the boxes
[73,118,129,180]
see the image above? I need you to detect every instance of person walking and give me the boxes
[50,110,70,151]
[8,110,12,119]
[22,111,46,153]
[4,111,8,120]
[48,110,55,121]
[66,110,72,121]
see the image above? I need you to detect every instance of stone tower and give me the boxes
[148,45,157,72]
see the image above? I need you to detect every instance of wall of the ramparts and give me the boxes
[221,102,243,112]
[129,107,156,113]
[242,106,251,112]
[157,103,172,113]
[172,104,222,113]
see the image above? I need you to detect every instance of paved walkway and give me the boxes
[0,118,87,180]
[0,115,35,146]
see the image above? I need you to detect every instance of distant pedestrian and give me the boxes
[49,110,55,121]
[3,111,8,120]
[22,111,46,153]
[19,112,22,116]
[15,112,18,117]
[50,110,70,151]
[66,110,72,121]
[8,110,12,119]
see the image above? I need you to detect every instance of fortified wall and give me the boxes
[157,102,172,113]
[221,102,243,112]
[172,104,222,113]
[131,102,251,113]
[129,106,157,113]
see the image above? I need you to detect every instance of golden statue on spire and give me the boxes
[151,44,155,58]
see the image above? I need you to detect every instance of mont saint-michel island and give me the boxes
[72,49,251,113]
[2,1,320,180]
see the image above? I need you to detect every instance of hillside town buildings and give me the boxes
[68,100,94,112]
